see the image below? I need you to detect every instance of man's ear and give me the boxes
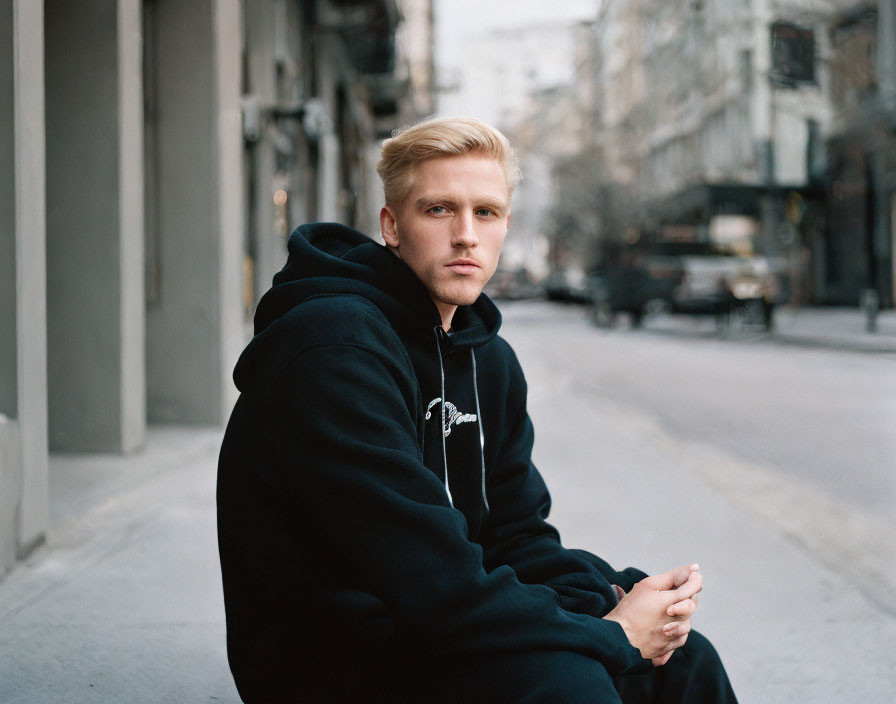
[380,206,400,249]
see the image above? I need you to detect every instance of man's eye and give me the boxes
[429,205,447,214]
[476,208,494,217]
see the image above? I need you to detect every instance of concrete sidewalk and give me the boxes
[771,305,896,353]
[0,428,241,704]
[638,304,896,354]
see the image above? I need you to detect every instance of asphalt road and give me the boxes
[504,300,896,519]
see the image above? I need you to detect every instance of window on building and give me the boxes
[831,10,877,107]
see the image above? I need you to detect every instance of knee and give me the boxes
[672,630,737,701]
[513,651,621,704]
[414,650,622,704]
[680,629,724,669]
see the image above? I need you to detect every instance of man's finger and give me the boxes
[659,570,702,608]
[676,570,702,599]
[666,597,697,618]
[671,563,699,588]
[662,619,692,639]
[652,652,674,667]
[612,584,625,602]
[642,563,699,592]
[667,634,689,650]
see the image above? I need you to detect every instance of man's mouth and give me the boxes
[446,258,480,273]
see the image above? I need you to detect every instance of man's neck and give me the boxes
[435,300,457,331]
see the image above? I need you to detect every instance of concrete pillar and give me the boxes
[750,0,774,183]
[0,0,17,578]
[145,0,243,424]
[878,2,896,306]
[244,0,280,304]
[316,35,340,223]
[891,194,896,305]
[44,0,145,453]
[0,0,49,576]
[877,1,896,104]
[0,416,19,578]
[0,0,15,424]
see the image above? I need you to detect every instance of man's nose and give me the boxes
[452,212,479,248]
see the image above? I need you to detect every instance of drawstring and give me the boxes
[432,327,489,515]
[433,327,453,507]
[470,349,490,514]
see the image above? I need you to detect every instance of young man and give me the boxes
[217,117,737,702]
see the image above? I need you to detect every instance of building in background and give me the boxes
[583,0,894,308]
[825,1,896,308]
[439,20,595,288]
[0,0,433,582]
[241,0,434,307]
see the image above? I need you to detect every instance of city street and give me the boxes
[5,1,896,702]
[504,301,896,597]
[0,301,893,702]
[501,300,896,701]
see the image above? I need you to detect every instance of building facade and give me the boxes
[588,0,894,307]
[0,0,432,581]
[824,1,896,307]
[439,20,597,283]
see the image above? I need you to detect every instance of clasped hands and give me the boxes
[605,563,702,667]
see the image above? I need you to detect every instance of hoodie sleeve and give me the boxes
[257,327,647,677]
[477,346,649,616]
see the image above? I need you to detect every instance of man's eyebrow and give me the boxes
[414,195,508,212]
[414,195,457,209]
[476,198,508,213]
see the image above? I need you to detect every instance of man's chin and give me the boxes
[429,279,490,311]
[447,288,482,306]
[442,290,485,308]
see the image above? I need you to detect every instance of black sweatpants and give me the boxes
[396,630,737,703]
[612,631,738,704]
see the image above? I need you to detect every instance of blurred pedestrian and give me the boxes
[217,116,737,703]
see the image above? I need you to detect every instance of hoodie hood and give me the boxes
[235,222,502,391]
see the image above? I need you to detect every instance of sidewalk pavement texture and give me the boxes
[640,304,896,354]
[0,308,893,703]
[0,429,242,704]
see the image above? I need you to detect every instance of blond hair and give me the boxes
[376,116,521,205]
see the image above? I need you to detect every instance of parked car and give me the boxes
[587,243,783,330]
[484,267,543,300]
[543,267,591,303]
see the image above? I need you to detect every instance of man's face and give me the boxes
[380,154,510,328]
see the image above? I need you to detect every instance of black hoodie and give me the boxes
[217,223,650,702]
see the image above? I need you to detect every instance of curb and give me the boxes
[770,332,896,354]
